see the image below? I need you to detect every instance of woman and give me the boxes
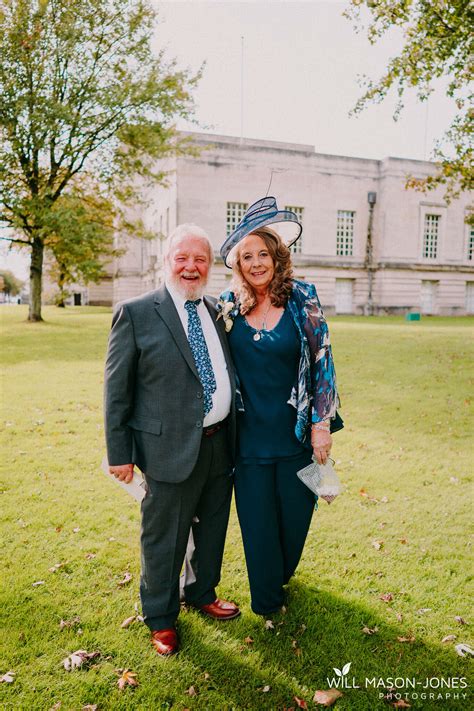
[218,196,341,616]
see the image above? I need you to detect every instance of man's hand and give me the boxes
[109,463,134,484]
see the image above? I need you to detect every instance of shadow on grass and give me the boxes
[176,579,471,710]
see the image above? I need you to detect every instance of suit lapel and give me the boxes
[204,296,236,401]
[153,285,199,380]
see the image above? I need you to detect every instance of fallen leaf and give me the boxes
[292,639,299,648]
[85,553,96,560]
[399,538,408,544]
[359,488,375,501]
[0,671,15,683]
[397,636,415,643]
[372,540,383,550]
[449,476,459,484]
[49,563,66,573]
[244,636,254,644]
[455,643,474,657]
[59,616,80,630]
[392,701,411,708]
[396,612,403,622]
[441,634,456,643]
[455,616,469,625]
[294,696,307,709]
[121,615,137,629]
[185,685,198,696]
[117,669,138,690]
[417,608,431,615]
[265,619,275,630]
[203,672,210,680]
[118,572,132,587]
[32,580,45,587]
[313,688,343,705]
[362,626,378,635]
[72,527,80,533]
[49,703,61,710]
[63,650,100,671]
[299,624,307,634]
[359,488,383,503]
[82,706,98,710]
[261,685,271,692]
[379,593,394,603]
[55,526,63,533]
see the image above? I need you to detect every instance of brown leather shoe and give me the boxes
[151,627,179,656]
[198,598,240,620]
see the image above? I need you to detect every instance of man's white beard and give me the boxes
[168,272,208,301]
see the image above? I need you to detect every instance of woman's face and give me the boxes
[238,233,275,291]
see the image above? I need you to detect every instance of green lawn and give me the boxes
[1,306,472,710]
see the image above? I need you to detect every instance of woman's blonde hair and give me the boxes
[230,226,294,314]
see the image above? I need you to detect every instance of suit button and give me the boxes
[197,391,202,399]
[196,421,202,428]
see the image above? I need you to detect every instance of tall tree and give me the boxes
[0,0,200,321]
[345,0,473,209]
[45,178,123,306]
[0,269,24,297]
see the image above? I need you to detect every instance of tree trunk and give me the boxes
[56,268,67,307]
[28,237,44,322]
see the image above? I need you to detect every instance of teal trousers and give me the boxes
[234,450,315,615]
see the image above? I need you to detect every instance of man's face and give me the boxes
[166,235,211,300]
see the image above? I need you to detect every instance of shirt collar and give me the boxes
[165,278,204,311]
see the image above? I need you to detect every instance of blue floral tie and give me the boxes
[184,299,217,416]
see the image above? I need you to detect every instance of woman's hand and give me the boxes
[311,427,332,465]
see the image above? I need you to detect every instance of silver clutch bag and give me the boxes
[297,458,341,503]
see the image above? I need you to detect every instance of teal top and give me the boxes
[217,279,341,443]
[227,308,310,463]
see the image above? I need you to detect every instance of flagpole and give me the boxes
[240,35,244,146]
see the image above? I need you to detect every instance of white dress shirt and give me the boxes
[165,280,232,426]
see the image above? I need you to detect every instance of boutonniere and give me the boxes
[216,298,239,333]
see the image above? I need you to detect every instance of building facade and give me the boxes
[104,132,474,315]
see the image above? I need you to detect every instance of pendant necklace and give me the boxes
[253,299,272,342]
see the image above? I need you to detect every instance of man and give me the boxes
[104,224,239,656]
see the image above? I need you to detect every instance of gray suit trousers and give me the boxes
[140,425,233,630]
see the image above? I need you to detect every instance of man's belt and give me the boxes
[202,417,229,438]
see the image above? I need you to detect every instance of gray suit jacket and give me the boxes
[104,285,236,482]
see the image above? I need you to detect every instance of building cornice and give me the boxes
[213,253,474,274]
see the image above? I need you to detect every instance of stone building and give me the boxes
[100,132,473,315]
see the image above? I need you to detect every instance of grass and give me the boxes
[0,305,473,711]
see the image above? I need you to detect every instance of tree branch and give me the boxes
[0,235,31,245]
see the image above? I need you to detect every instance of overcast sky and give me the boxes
[2,0,456,280]
[154,0,455,160]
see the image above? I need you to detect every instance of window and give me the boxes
[423,214,440,259]
[285,206,304,254]
[226,202,248,236]
[336,210,355,256]
[468,227,474,261]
